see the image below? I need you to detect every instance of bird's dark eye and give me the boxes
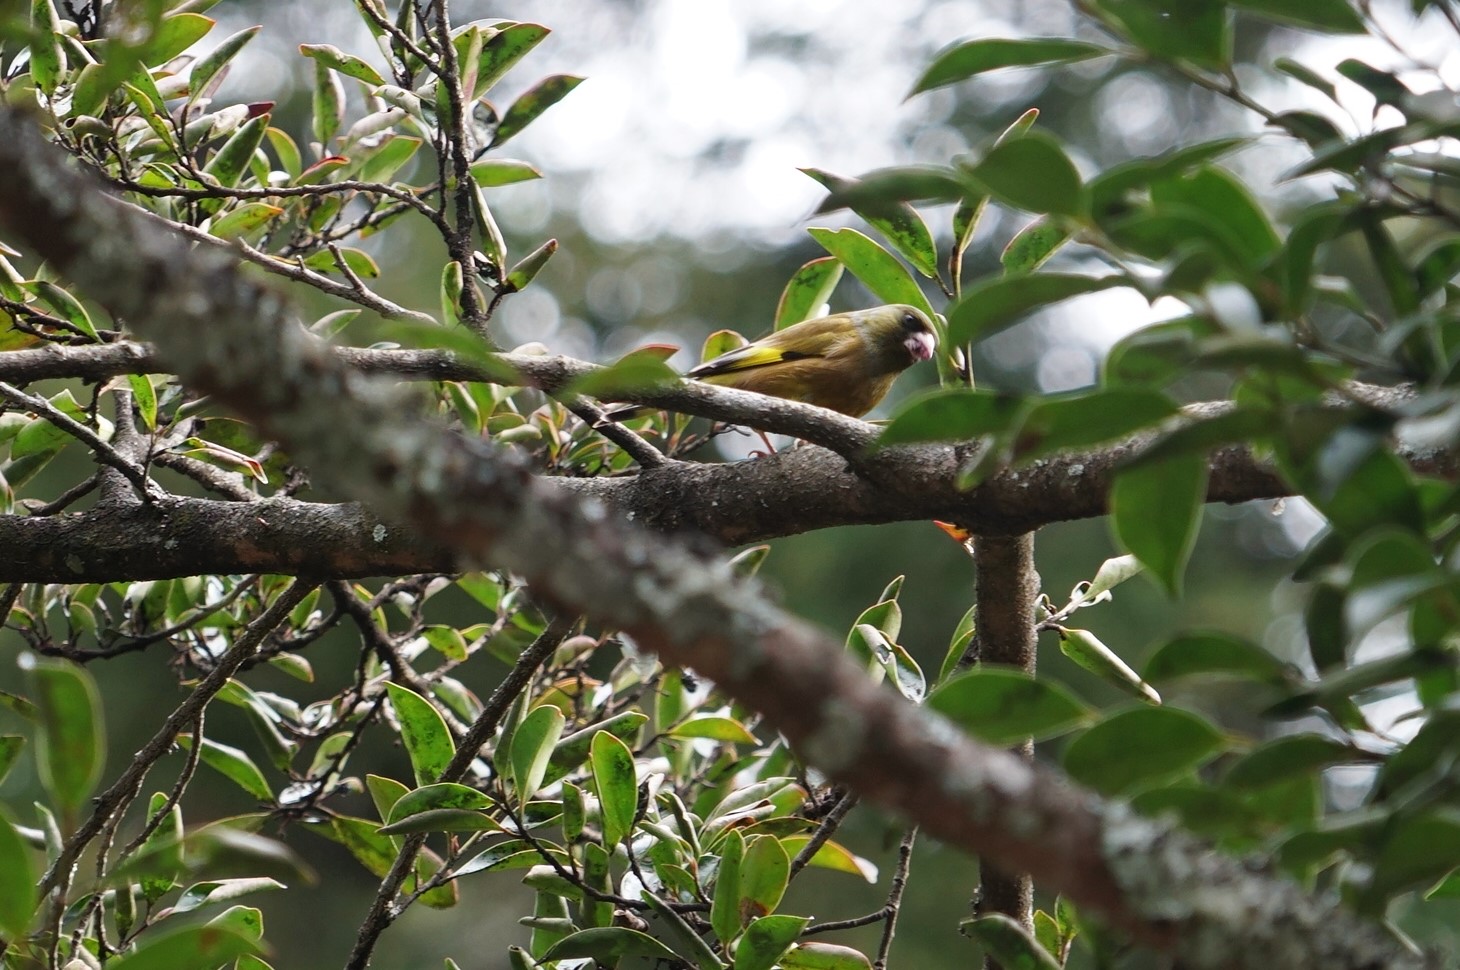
[902,312,921,331]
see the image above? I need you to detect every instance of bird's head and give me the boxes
[859,304,936,368]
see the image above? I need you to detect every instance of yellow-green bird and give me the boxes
[610,304,937,420]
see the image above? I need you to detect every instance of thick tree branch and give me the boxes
[0,106,1427,970]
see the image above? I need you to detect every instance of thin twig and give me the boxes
[873,827,918,970]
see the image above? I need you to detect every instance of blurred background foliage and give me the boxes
[5,0,1460,966]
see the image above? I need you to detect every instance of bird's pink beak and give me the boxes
[906,331,935,362]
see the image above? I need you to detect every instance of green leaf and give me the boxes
[738,835,790,922]
[800,168,938,277]
[203,113,269,188]
[962,914,1061,970]
[806,227,934,318]
[302,247,380,279]
[877,388,1025,446]
[1234,0,1364,31]
[1014,387,1178,462]
[139,13,216,68]
[946,273,1127,346]
[490,74,584,148]
[1002,218,1073,276]
[539,927,679,964]
[1144,632,1290,684]
[910,38,1110,94]
[668,716,758,744]
[734,915,809,970]
[568,352,679,399]
[1110,452,1207,598]
[781,943,873,970]
[928,668,1091,744]
[1063,706,1226,795]
[209,202,283,241]
[27,0,64,94]
[28,658,104,818]
[1224,735,1368,789]
[967,132,1086,217]
[31,281,99,341]
[775,258,844,329]
[106,923,260,970]
[469,158,543,186]
[298,43,386,85]
[1149,166,1279,267]
[1058,629,1162,704]
[190,25,261,104]
[312,58,345,145]
[385,783,492,827]
[1367,810,1460,905]
[712,830,745,943]
[474,23,551,98]
[172,877,285,915]
[1093,0,1231,68]
[385,682,455,786]
[358,136,423,183]
[0,736,23,786]
[591,731,637,847]
[504,238,559,292]
[509,704,565,803]
[0,812,36,938]
[177,734,272,801]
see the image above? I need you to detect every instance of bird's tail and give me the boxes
[601,403,649,423]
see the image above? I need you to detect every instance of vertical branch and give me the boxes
[970,533,1039,962]
[428,0,486,333]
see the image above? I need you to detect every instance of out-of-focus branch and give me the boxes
[0,105,1429,970]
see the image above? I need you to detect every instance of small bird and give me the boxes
[608,304,937,420]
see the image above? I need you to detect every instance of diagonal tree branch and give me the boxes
[0,105,1428,970]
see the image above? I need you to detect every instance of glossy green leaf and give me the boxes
[140,13,216,68]
[1110,452,1206,598]
[911,38,1109,94]
[947,273,1126,346]
[385,682,455,786]
[1093,0,1231,68]
[734,915,809,970]
[1224,735,1368,789]
[781,942,873,970]
[490,74,584,148]
[27,0,64,94]
[190,25,261,104]
[172,877,285,915]
[177,734,272,801]
[801,168,938,277]
[385,783,492,826]
[106,923,260,970]
[1059,629,1162,703]
[210,202,283,241]
[669,716,758,744]
[0,812,36,937]
[877,387,1025,446]
[712,830,745,943]
[203,113,269,188]
[1144,632,1291,684]
[312,58,344,145]
[591,730,637,846]
[1002,218,1073,276]
[299,43,386,85]
[28,658,104,817]
[474,23,551,98]
[575,358,683,409]
[776,257,844,329]
[359,136,422,183]
[738,835,790,923]
[967,132,1085,217]
[928,667,1091,744]
[0,736,23,786]
[962,914,1061,970]
[539,927,678,964]
[509,704,565,803]
[1014,387,1178,462]
[806,227,934,318]
[470,158,543,186]
[1064,706,1225,795]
